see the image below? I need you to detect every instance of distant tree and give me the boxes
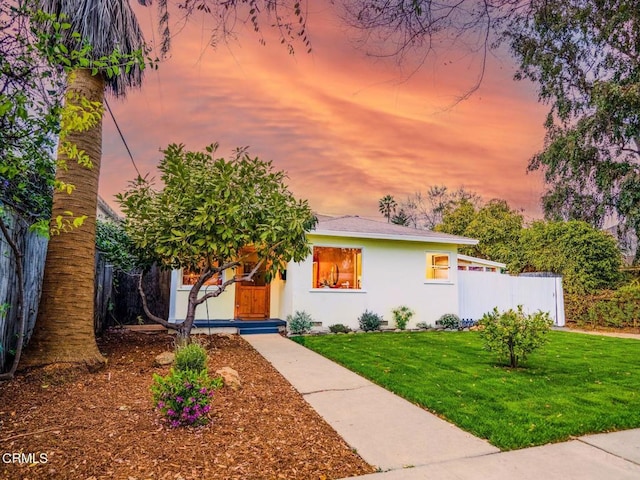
[378,195,397,223]
[515,221,623,294]
[400,186,481,230]
[118,143,316,341]
[540,184,607,228]
[391,208,410,226]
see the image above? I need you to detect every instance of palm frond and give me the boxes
[35,0,147,96]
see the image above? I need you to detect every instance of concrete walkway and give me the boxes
[244,334,640,480]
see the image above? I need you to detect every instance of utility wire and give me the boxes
[104,97,142,179]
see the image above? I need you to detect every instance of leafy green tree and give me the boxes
[118,143,316,340]
[434,198,477,236]
[464,200,523,265]
[506,1,640,261]
[437,199,523,265]
[479,306,553,368]
[516,221,623,294]
[0,1,60,226]
[95,219,141,273]
[378,194,397,223]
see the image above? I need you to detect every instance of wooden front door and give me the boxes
[234,254,270,320]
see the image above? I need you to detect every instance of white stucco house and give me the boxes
[169,215,564,333]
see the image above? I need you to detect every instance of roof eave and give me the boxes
[458,254,507,268]
[310,229,479,246]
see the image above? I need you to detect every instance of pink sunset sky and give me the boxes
[100,2,549,221]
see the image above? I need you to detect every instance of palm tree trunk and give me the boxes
[22,69,107,370]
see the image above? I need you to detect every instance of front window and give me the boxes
[426,253,450,281]
[312,247,362,289]
[181,268,222,287]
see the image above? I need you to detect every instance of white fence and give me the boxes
[458,271,565,326]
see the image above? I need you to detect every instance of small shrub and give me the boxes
[358,310,382,331]
[478,306,553,368]
[174,342,208,373]
[583,283,640,329]
[438,313,461,329]
[415,321,432,330]
[391,305,414,330]
[329,323,351,334]
[151,368,222,427]
[287,310,314,334]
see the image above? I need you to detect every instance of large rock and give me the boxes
[154,351,175,367]
[215,366,242,391]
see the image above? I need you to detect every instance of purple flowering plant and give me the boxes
[151,368,222,427]
[151,342,222,427]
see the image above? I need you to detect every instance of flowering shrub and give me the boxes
[151,368,222,427]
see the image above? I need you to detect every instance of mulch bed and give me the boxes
[0,331,375,480]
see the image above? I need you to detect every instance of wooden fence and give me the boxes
[1,209,171,373]
[0,211,48,374]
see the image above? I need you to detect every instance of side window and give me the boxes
[181,268,222,287]
[426,253,450,281]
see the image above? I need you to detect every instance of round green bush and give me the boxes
[175,343,208,372]
[287,310,314,334]
[329,323,351,334]
[358,310,382,331]
[438,313,461,329]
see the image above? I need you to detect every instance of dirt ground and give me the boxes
[0,330,375,480]
[564,321,640,335]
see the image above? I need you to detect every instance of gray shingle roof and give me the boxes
[311,215,477,245]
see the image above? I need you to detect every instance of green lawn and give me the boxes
[293,331,640,450]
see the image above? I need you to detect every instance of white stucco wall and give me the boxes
[169,269,287,322]
[170,270,237,321]
[278,235,461,330]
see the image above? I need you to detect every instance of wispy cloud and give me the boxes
[100,2,547,220]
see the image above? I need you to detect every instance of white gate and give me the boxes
[458,272,565,326]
